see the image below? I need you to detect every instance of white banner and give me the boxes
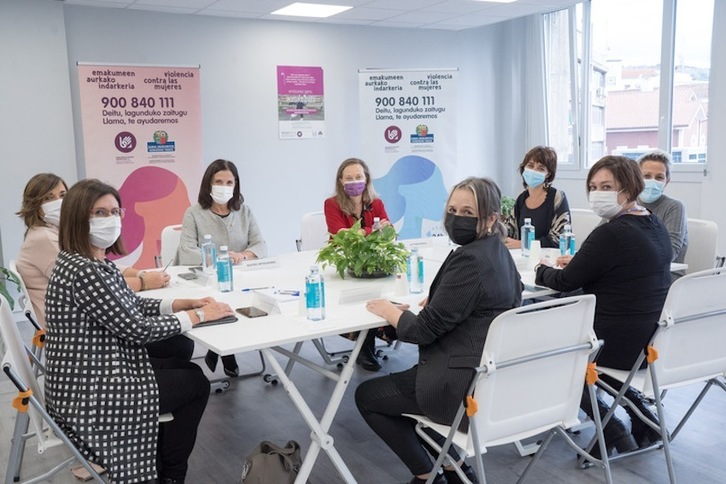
[359,68,457,239]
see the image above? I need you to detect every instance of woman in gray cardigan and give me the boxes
[178,159,267,376]
[358,177,522,484]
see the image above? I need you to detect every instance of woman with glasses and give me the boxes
[44,179,234,484]
[535,156,671,457]
[15,173,170,327]
[504,146,571,249]
[177,159,267,377]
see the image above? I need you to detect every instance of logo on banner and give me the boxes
[115,132,137,153]
[410,125,434,144]
[384,126,402,144]
[147,130,176,153]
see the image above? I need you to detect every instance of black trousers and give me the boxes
[355,374,461,476]
[151,356,210,480]
[146,334,195,361]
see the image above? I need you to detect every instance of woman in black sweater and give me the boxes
[535,155,671,456]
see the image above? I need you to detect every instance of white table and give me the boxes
[146,250,421,484]
[145,248,560,483]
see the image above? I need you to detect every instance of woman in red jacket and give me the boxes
[324,157,391,371]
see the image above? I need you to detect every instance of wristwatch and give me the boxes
[194,307,205,323]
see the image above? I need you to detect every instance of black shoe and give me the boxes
[444,463,478,483]
[584,393,638,459]
[356,333,382,371]
[222,355,239,378]
[204,350,218,372]
[405,472,448,484]
[624,388,662,448]
[356,346,382,371]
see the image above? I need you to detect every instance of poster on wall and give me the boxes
[77,63,202,269]
[358,68,458,240]
[277,65,325,139]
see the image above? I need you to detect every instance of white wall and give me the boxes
[0,0,77,264]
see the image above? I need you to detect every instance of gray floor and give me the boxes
[2,330,726,484]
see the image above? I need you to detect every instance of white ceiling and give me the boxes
[59,0,580,31]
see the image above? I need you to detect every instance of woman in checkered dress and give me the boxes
[44,179,234,484]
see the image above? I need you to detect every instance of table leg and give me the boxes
[259,330,368,484]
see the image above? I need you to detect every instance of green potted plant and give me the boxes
[316,220,409,279]
[0,267,20,310]
[500,195,515,220]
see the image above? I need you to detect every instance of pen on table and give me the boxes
[276,290,301,296]
[163,258,174,272]
[240,286,271,292]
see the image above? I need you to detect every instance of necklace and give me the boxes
[616,204,647,218]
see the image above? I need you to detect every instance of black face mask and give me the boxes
[444,213,479,245]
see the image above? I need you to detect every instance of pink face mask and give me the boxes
[343,180,366,197]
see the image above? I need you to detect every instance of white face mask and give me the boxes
[589,190,624,220]
[41,198,63,226]
[89,216,122,249]
[211,185,234,205]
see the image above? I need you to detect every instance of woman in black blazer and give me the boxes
[357,177,522,484]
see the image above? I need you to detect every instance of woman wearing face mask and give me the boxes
[324,157,390,236]
[323,157,392,372]
[638,150,688,278]
[16,174,170,327]
[45,179,233,484]
[357,177,522,484]
[504,146,571,249]
[178,159,267,377]
[535,156,671,458]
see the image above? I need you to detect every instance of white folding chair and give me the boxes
[594,267,726,484]
[403,295,613,484]
[6,261,45,373]
[160,224,183,267]
[0,297,106,484]
[570,208,603,246]
[683,218,721,274]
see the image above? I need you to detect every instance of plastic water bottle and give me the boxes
[305,266,325,321]
[201,234,217,275]
[372,217,382,231]
[216,245,233,292]
[406,248,424,294]
[559,224,576,256]
[521,218,535,257]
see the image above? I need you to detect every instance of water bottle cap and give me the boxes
[204,234,212,240]
[564,224,571,231]
[310,265,319,272]
[524,218,531,224]
[219,245,228,251]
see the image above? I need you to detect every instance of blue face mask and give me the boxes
[522,168,546,188]
[639,179,666,203]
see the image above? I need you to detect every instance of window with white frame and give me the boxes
[544,0,713,170]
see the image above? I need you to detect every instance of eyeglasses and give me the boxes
[91,207,126,218]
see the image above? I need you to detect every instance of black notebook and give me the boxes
[195,315,238,328]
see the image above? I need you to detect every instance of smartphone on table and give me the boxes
[236,306,268,318]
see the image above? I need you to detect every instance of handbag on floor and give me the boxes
[240,440,302,484]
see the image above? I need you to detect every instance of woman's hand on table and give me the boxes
[229,250,256,264]
[504,237,521,249]
[366,299,409,327]
[196,301,234,325]
[419,297,428,308]
[555,255,573,268]
[140,270,170,289]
